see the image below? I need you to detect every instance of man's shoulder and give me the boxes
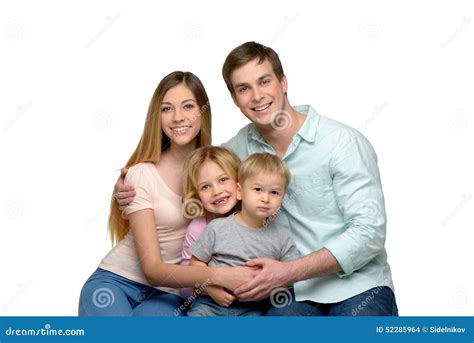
[221,123,254,159]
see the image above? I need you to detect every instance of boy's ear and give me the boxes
[236,182,242,200]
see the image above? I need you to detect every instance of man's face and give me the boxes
[230,58,288,129]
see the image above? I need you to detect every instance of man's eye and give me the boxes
[261,79,270,85]
[238,86,248,93]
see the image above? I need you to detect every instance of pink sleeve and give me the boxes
[180,217,208,266]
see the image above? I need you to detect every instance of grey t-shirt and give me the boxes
[190,213,300,267]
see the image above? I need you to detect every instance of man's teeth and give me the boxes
[254,103,271,112]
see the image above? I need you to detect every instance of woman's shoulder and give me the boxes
[125,162,156,184]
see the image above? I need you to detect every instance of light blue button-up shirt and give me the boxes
[224,105,394,303]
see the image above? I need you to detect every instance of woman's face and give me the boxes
[196,160,239,216]
[160,83,201,147]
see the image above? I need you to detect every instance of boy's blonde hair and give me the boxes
[238,153,291,191]
[182,146,241,216]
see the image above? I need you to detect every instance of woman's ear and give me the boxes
[236,182,243,200]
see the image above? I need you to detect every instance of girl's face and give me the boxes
[196,160,239,216]
[160,83,201,147]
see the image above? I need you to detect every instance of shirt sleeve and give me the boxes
[189,222,217,264]
[278,228,301,262]
[122,164,153,217]
[324,132,387,277]
[181,217,207,266]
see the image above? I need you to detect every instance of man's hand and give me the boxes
[233,258,293,301]
[213,266,261,292]
[114,167,136,211]
[205,285,236,307]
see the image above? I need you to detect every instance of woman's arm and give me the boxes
[128,209,258,289]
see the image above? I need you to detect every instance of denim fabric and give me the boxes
[79,268,184,316]
[187,296,270,316]
[266,286,398,316]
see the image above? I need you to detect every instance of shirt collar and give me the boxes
[248,104,320,144]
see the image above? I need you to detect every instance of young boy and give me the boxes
[187,152,300,316]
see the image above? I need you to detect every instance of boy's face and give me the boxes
[229,58,288,130]
[236,172,286,222]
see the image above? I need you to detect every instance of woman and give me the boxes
[79,71,255,316]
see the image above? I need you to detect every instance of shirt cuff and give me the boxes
[324,237,354,278]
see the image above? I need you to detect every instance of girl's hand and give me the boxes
[206,285,236,307]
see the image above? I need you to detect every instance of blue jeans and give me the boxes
[79,268,184,316]
[187,296,270,316]
[266,286,398,316]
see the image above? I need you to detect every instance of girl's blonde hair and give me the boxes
[108,71,212,245]
[238,153,291,191]
[182,146,241,217]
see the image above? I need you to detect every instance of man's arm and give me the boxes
[234,248,341,301]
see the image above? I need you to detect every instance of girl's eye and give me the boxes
[200,185,209,191]
[219,177,229,183]
[161,106,172,113]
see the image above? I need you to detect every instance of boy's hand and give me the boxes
[114,167,136,211]
[206,285,236,307]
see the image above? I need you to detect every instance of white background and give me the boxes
[0,0,472,316]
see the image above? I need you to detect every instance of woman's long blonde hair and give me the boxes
[108,71,212,245]
[182,146,240,217]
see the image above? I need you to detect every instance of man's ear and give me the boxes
[236,182,242,200]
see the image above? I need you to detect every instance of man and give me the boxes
[116,42,397,316]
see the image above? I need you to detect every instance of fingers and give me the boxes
[245,258,266,267]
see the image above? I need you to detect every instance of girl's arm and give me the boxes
[128,209,258,289]
[190,256,235,307]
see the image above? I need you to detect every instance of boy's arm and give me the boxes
[190,256,236,307]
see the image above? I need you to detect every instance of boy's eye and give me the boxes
[271,191,280,196]
[254,187,262,192]
[161,106,173,113]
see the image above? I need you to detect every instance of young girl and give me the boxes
[179,146,241,306]
[79,72,254,316]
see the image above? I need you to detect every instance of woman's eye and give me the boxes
[183,103,195,110]
[161,106,172,113]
